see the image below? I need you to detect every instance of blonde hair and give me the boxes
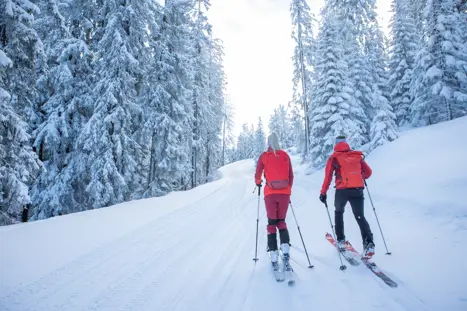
[267,132,281,152]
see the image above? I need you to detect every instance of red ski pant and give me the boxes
[264,194,290,234]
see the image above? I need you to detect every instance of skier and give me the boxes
[255,132,294,264]
[319,135,375,258]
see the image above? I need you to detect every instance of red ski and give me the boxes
[325,233,360,266]
[345,241,398,288]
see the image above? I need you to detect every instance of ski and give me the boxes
[271,261,285,282]
[345,241,398,288]
[325,233,360,266]
[281,254,295,286]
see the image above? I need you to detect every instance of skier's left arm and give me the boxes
[288,154,294,188]
[361,160,372,179]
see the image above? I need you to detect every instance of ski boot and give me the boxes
[280,243,290,261]
[337,239,346,252]
[269,250,279,263]
[363,241,375,259]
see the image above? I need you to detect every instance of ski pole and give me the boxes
[364,180,391,255]
[253,185,261,262]
[324,201,347,271]
[289,201,314,268]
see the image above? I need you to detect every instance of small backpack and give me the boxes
[333,151,364,188]
[263,150,290,189]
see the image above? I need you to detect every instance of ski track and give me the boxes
[1,158,451,311]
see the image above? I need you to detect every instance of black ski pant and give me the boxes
[334,188,373,245]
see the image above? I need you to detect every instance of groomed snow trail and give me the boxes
[1,117,466,311]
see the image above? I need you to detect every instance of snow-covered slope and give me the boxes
[1,117,466,311]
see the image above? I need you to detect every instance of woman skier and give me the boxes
[254,132,294,263]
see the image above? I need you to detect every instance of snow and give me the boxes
[1,118,467,311]
[426,65,442,79]
[0,50,12,67]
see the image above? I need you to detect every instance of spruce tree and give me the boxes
[221,97,235,166]
[1,0,44,128]
[0,43,41,225]
[76,0,146,208]
[255,117,266,159]
[308,9,363,168]
[142,0,192,197]
[31,0,95,218]
[290,0,315,155]
[269,104,293,149]
[388,0,418,126]
[410,0,467,126]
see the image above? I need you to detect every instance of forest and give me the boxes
[1,0,466,225]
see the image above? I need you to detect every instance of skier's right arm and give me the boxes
[255,154,264,185]
[320,156,334,195]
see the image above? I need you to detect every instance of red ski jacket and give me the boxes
[320,142,372,195]
[255,148,294,197]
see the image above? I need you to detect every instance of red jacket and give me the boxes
[320,142,372,195]
[255,148,294,196]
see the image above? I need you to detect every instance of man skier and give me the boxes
[319,135,375,258]
[255,132,294,264]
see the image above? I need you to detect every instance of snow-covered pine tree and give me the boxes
[189,0,210,187]
[203,37,226,181]
[269,104,293,149]
[34,0,69,106]
[388,0,418,126]
[409,0,427,41]
[290,0,315,156]
[460,1,467,45]
[365,16,390,114]
[345,39,373,144]
[460,1,467,81]
[193,1,226,184]
[0,0,45,224]
[30,0,96,218]
[369,89,399,151]
[0,99,42,225]
[343,0,379,144]
[255,117,266,159]
[141,0,193,197]
[221,96,235,166]
[247,124,256,158]
[308,7,363,168]
[289,103,305,154]
[0,48,41,225]
[410,0,467,126]
[365,11,399,150]
[236,123,255,160]
[235,123,249,161]
[1,0,44,128]
[76,0,148,208]
[224,146,237,165]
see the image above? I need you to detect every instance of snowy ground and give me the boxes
[1,117,467,311]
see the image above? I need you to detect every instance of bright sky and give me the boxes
[206,0,393,137]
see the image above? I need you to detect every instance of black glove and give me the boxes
[256,182,262,188]
[319,194,327,204]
